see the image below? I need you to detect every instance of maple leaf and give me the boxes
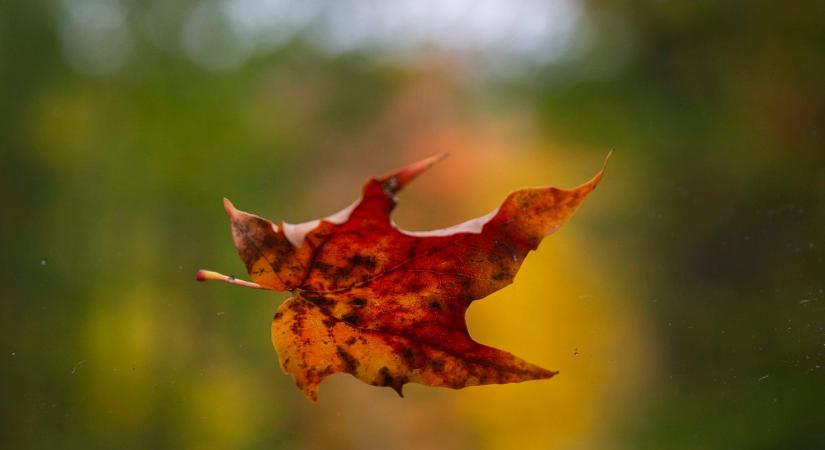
[197,153,610,401]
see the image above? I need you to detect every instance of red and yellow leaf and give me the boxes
[198,153,609,401]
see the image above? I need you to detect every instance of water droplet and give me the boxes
[40,259,47,266]
[573,348,580,356]
[758,374,769,381]
[71,360,86,375]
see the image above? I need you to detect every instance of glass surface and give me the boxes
[2,1,823,449]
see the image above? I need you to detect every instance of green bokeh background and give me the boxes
[2,1,824,449]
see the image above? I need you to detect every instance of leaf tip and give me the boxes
[431,151,450,165]
[302,385,320,403]
[392,384,405,398]
[523,362,558,381]
[572,150,613,194]
[602,149,614,171]
[222,197,236,216]
[543,369,560,379]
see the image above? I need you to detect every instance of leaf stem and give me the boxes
[195,269,266,290]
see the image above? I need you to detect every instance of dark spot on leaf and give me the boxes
[342,313,361,326]
[333,265,353,280]
[377,366,407,397]
[349,254,378,271]
[349,297,366,308]
[336,346,359,374]
[319,365,334,377]
[400,348,415,366]
[492,271,508,281]
[302,292,334,307]
[408,279,425,293]
[382,176,399,195]
[312,261,333,275]
[378,366,395,387]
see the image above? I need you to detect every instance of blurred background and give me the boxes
[2,1,824,449]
